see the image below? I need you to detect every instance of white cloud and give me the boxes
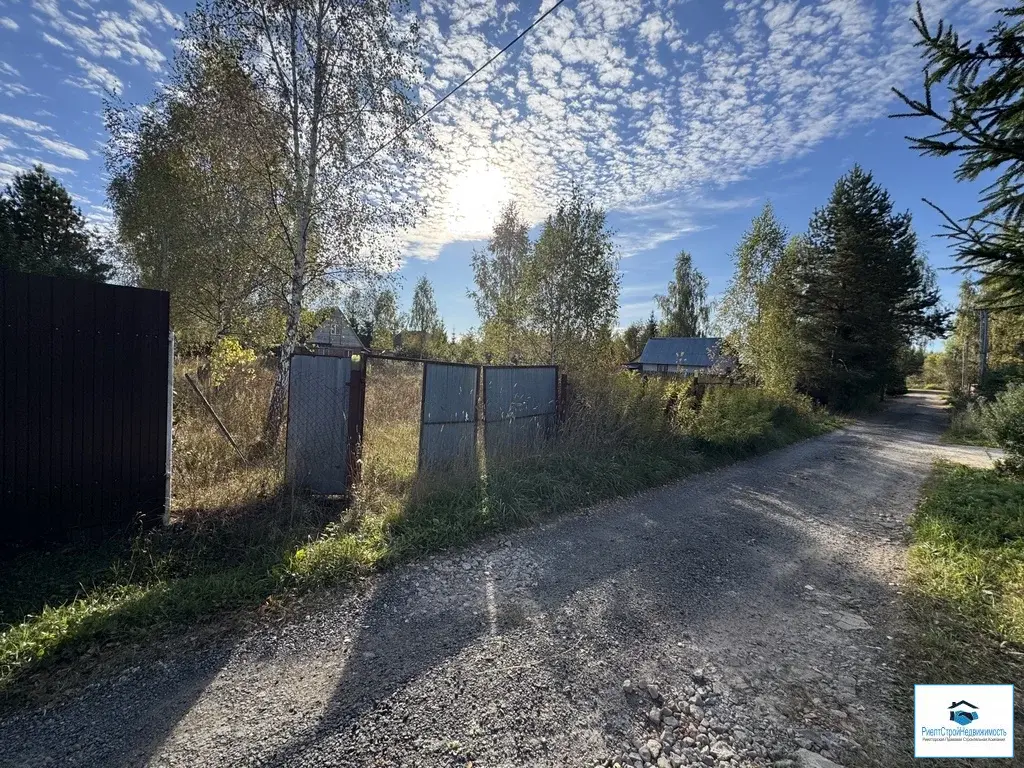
[128,0,181,29]
[66,56,123,95]
[393,0,1004,261]
[30,134,90,160]
[0,113,52,132]
[0,17,18,31]
[32,0,168,72]
[42,32,72,50]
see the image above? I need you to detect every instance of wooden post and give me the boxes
[184,373,247,462]
[346,358,366,496]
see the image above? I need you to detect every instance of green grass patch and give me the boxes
[892,463,1024,764]
[0,385,838,700]
[942,406,997,447]
[909,463,1024,646]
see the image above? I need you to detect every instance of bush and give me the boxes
[979,383,1024,474]
[979,363,1024,400]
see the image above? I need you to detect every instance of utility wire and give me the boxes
[344,0,570,177]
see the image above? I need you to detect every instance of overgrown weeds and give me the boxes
[0,363,837,697]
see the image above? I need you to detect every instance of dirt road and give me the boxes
[0,393,996,768]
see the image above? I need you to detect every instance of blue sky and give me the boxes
[0,0,1001,336]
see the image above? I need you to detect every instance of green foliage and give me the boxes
[719,204,800,395]
[655,250,709,337]
[531,188,620,367]
[894,2,1024,300]
[182,0,427,448]
[208,336,258,388]
[0,165,112,282]
[614,312,658,363]
[106,53,286,352]
[978,384,1024,473]
[409,277,441,336]
[794,166,947,407]
[370,289,401,350]
[470,202,533,363]
[908,350,947,390]
[910,463,1024,645]
[719,202,788,344]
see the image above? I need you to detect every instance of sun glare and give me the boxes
[444,162,510,240]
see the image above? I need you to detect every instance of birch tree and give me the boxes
[184,0,427,448]
[470,201,533,362]
[655,250,709,337]
[530,189,620,367]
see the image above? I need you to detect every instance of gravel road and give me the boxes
[0,393,999,768]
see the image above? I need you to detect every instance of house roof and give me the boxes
[638,337,723,367]
[311,309,366,350]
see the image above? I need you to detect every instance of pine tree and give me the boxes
[0,166,112,282]
[794,166,947,406]
[655,250,709,337]
[645,311,659,341]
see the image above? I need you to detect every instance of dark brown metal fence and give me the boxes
[0,268,172,544]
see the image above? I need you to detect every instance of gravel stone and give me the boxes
[0,395,977,767]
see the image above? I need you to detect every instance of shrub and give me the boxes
[978,363,1024,400]
[979,383,1024,474]
[209,336,258,388]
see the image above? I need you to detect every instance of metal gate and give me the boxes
[419,361,479,472]
[286,354,352,494]
[483,365,558,463]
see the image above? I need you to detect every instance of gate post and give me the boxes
[346,356,366,497]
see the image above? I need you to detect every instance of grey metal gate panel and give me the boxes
[419,362,478,472]
[484,366,557,462]
[286,354,351,494]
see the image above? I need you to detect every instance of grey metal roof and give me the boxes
[638,337,723,367]
[311,309,366,350]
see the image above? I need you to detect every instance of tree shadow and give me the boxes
[244,407,929,765]
[2,394,954,765]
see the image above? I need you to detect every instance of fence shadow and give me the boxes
[245,414,916,765]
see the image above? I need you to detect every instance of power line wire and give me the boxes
[345,0,570,177]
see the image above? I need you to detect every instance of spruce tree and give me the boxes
[795,166,946,406]
[893,2,1024,300]
[0,165,112,281]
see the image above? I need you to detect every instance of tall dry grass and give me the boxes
[1,356,836,695]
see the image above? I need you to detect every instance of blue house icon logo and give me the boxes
[949,700,979,726]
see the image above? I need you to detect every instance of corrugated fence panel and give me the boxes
[419,362,478,472]
[286,354,351,494]
[0,268,171,544]
[484,366,558,463]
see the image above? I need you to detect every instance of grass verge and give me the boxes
[942,406,997,448]
[893,462,1024,765]
[0,383,839,702]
